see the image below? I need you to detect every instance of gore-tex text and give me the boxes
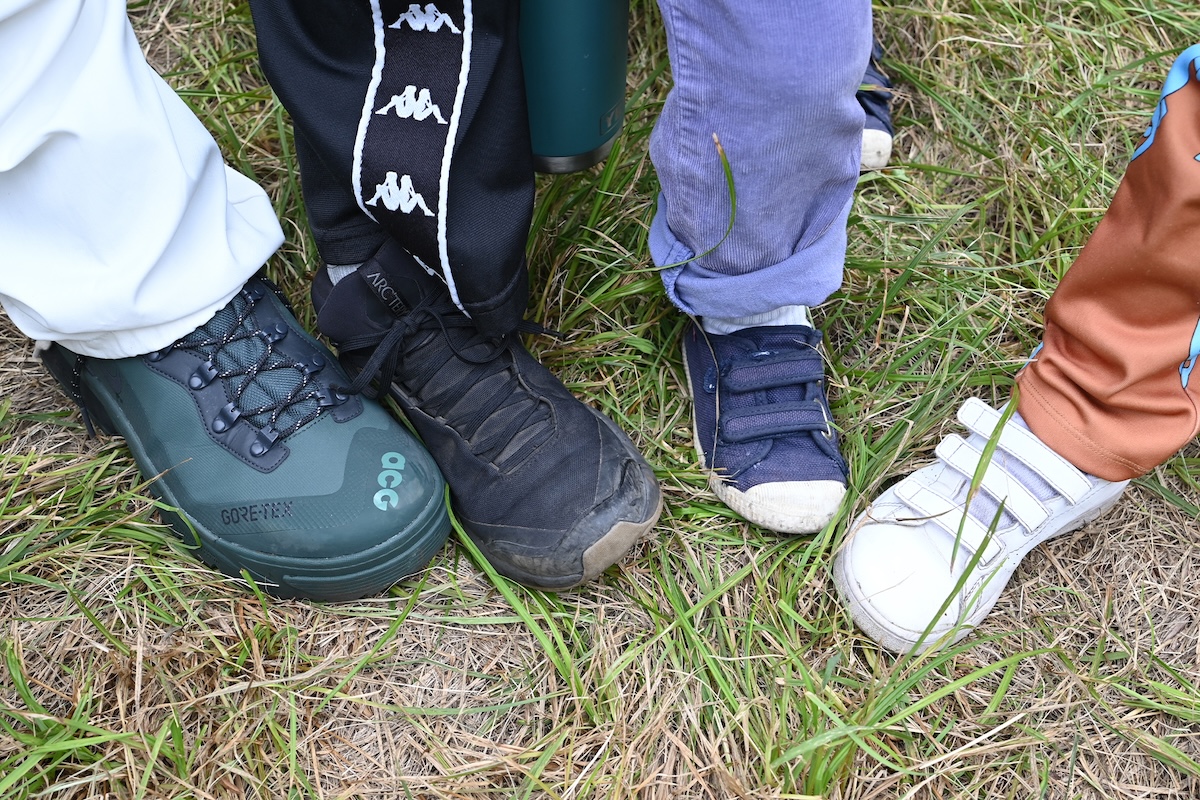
[221,502,295,525]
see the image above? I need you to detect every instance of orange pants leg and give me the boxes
[1017,45,1200,481]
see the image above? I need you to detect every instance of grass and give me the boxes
[3,0,1200,797]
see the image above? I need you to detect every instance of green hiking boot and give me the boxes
[42,276,451,601]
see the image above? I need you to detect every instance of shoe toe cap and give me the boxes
[463,455,662,591]
[836,505,973,652]
[714,478,846,534]
[861,128,893,170]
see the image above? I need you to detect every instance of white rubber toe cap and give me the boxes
[712,477,846,534]
[861,128,893,171]
[834,495,980,654]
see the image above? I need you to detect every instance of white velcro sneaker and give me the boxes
[834,399,1128,654]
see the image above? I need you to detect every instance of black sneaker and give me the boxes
[41,276,451,601]
[858,38,895,170]
[311,241,662,591]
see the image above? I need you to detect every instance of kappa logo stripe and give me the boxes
[435,0,472,314]
[354,0,470,314]
[351,0,389,224]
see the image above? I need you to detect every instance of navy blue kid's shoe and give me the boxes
[682,320,848,532]
[858,38,895,170]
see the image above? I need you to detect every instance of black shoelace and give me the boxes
[337,293,555,470]
[156,289,326,441]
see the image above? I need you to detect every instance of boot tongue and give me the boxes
[313,268,393,344]
[362,238,447,314]
[313,241,445,344]
[358,259,421,318]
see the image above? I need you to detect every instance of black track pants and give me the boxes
[250,0,533,336]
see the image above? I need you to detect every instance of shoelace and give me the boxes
[61,287,325,448]
[154,287,326,443]
[337,293,555,470]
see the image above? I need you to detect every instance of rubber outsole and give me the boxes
[708,474,845,535]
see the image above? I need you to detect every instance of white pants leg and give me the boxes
[0,0,283,358]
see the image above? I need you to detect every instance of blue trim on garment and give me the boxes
[1181,319,1200,388]
[1025,342,1044,366]
[1132,44,1200,162]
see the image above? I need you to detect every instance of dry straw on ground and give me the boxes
[3,1,1200,798]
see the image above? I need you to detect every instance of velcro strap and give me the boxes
[895,481,1002,563]
[720,400,830,443]
[936,435,1050,532]
[723,351,825,392]
[957,398,1092,503]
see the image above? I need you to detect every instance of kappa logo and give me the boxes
[375,85,448,124]
[374,452,408,511]
[390,3,461,34]
[365,171,434,216]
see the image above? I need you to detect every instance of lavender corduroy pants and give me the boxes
[650,0,872,319]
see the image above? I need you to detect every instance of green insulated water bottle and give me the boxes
[520,0,629,174]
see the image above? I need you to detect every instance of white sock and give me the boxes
[325,263,362,285]
[701,305,813,335]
